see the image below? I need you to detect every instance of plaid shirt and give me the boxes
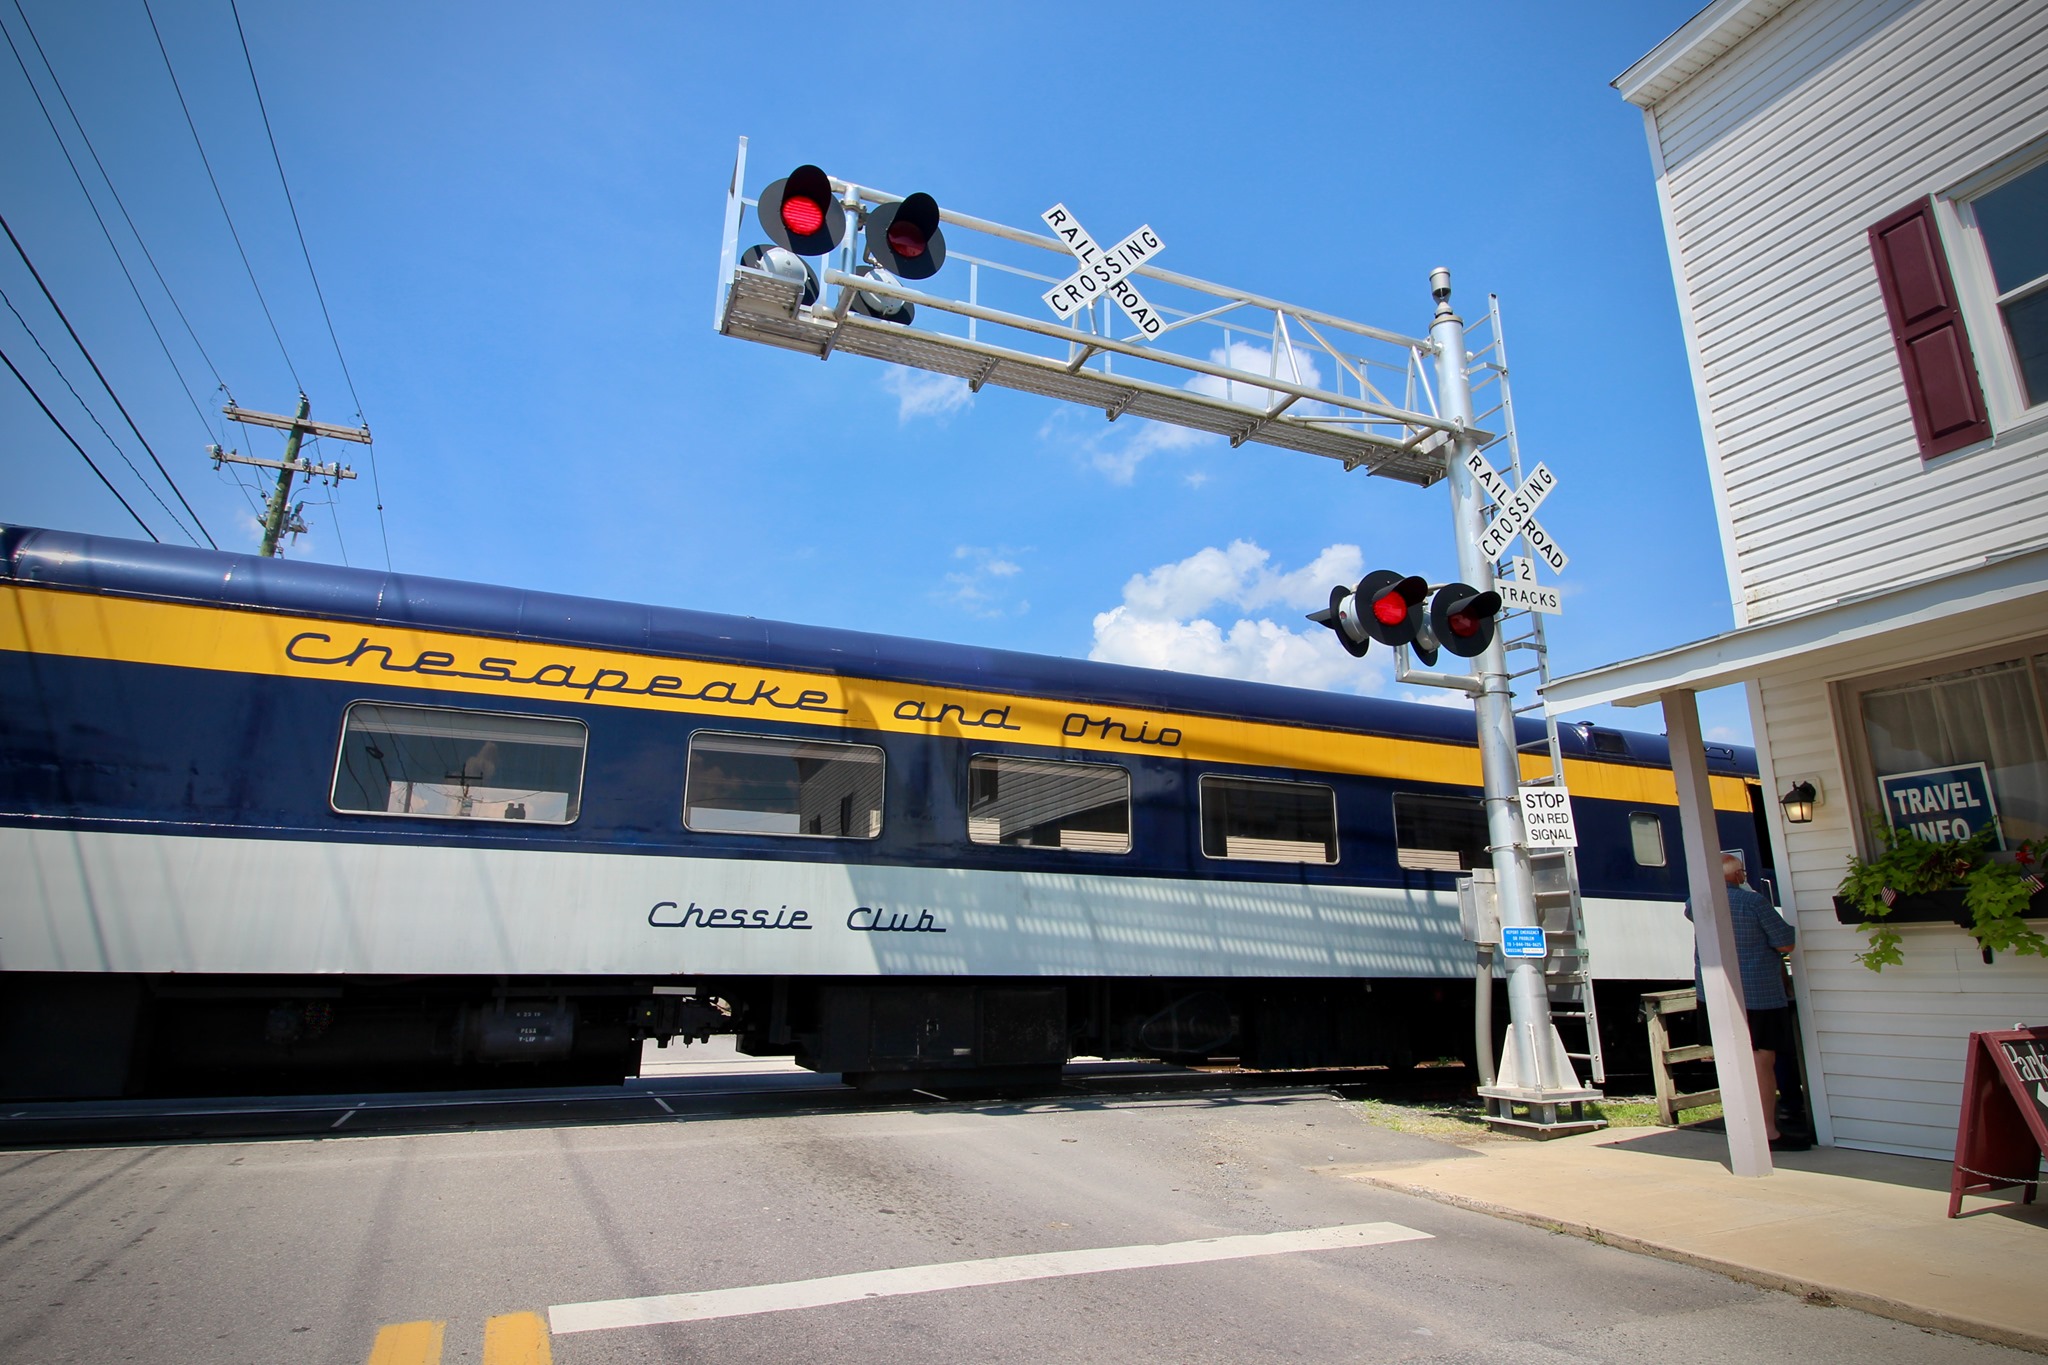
[1686,882,1796,1010]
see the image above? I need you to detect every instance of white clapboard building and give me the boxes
[1548,0,2048,1159]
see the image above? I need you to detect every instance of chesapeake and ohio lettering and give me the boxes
[1063,711,1182,748]
[286,631,846,715]
[647,901,813,930]
[286,631,1208,757]
[893,698,1021,730]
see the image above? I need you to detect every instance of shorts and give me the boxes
[1746,1005,1794,1055]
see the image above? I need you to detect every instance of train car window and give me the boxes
[331,703,586,823]
[967,756,1130,853]
[684,731,884,838]
[1630,811,1668,867]
[1199,775,1338,863]
[1392,793,1488,871]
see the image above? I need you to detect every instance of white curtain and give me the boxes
[1861,654,2048,843]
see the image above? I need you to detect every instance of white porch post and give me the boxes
[1662,688,1773,1177]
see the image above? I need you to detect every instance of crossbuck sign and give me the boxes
[1465,448,1569,573]
[1041,205,1166,340]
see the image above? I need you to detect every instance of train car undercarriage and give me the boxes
[0,971,1667,1100]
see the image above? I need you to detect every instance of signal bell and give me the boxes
[738,244,819,306]
[850,265,913,325]
[758,164,846,257]
[864,192,947,281]
[1308,585,1370,658]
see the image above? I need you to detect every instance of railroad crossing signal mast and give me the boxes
[713,138,1596,1128]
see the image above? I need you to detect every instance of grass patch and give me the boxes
[1352,1093,1723,1142]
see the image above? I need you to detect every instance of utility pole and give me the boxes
[210,395,371,557]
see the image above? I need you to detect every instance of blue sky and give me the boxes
[0,0,1756,743]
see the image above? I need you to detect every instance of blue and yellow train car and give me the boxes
[0,527,1767,1097]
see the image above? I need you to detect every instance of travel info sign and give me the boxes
[1880,763,2002,847]
[1519,786,1578,850]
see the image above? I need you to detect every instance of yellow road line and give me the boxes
[484,1312,553,1364]
[365,1319,444,1365]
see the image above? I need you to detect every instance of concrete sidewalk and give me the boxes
[1348,1125,2047,1354]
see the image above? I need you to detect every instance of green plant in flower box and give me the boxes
[1838,819,2048,970]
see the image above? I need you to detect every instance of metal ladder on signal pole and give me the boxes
[1464,295,1605,1087]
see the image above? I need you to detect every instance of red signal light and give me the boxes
[1428,583,1503,659]
[757,165,845,258]
[780,195,827,237]
[886,219,927,260]
[866,192,947,281]
[1372,593,1410,627]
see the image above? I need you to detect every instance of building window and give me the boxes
[1629,811,1667,867]
[1200,775,1338,863]
[967,756,1130,853]
[1848,644,2048,848]
[1392,792,1488,872]
[1965,156,2048,409]
[331,703,586,823]
[684,731,884,838]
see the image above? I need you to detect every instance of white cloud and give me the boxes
[1088,540,1386,694]
[1398,687,1474,710]
[940,545,1029,619]
[880,365,972,423]
[1186,340,1324,408]
[1047,340,1330,484]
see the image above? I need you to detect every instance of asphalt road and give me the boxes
[0,1064,2029,1364]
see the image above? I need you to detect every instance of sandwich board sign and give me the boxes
[1948,1026,2048,1216]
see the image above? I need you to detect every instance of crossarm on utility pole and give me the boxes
[221,405,372,443]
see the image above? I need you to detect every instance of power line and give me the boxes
[226,0,390,570]
[1,281,198,542]
[227,0,357,421]
[1,0,226,443]
[0,208,217,546]
[139,0,300,394]
[0,339,158,541]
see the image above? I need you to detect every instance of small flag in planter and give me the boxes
[1880,886,1899,906]
[2023,873,2044,894]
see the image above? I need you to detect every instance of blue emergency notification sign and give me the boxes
[1879,762,2001,847]
[1501,926,1547,959]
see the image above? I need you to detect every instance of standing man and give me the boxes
[1687,851,1804,1151]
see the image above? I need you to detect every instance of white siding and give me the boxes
[1752,609,2048,1159]
[1650,0,2048,625]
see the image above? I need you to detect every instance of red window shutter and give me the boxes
[1868,197,1991,459]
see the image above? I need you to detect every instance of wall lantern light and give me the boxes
[1781,780,1818,825]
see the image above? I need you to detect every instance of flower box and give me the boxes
[1832,886,2048,927]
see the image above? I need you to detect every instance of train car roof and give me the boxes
[1,525,1756,773]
